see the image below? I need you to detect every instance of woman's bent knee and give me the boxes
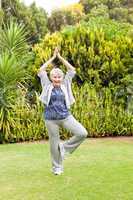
[82,129,88,138]
[78,128,88,138]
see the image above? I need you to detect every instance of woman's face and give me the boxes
[51,73,63,87]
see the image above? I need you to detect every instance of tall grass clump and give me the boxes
[70,83,133,137]
[10,89,47,143]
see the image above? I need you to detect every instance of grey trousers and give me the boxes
[45,114,88,171]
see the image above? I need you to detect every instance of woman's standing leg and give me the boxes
[45,120,63,174]
[60,115,88,155]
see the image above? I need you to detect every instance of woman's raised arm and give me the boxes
[38,49,57,73]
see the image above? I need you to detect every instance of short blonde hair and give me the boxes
[50,68,64,80]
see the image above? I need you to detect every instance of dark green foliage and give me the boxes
[80,0,133,25]
[1,0,48,44]
[47,3,84,32]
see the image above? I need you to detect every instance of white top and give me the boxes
[37,69,76,109]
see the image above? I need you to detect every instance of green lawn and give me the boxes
[0,137,133,200]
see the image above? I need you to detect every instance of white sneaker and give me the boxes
[53,168,63,175]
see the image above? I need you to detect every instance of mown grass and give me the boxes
[0,137,133,200]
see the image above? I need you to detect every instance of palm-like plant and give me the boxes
[0,21,28,59]
[0,21,28,143]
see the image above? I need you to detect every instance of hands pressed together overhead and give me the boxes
[53,47,60,59]
[39,47,75,72]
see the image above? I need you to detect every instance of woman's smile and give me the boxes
[52,74,63,86]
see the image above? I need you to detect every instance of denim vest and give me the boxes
[37,69,76,109]
[44,87,70,120]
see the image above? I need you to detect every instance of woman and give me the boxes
[37,48,88,175]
